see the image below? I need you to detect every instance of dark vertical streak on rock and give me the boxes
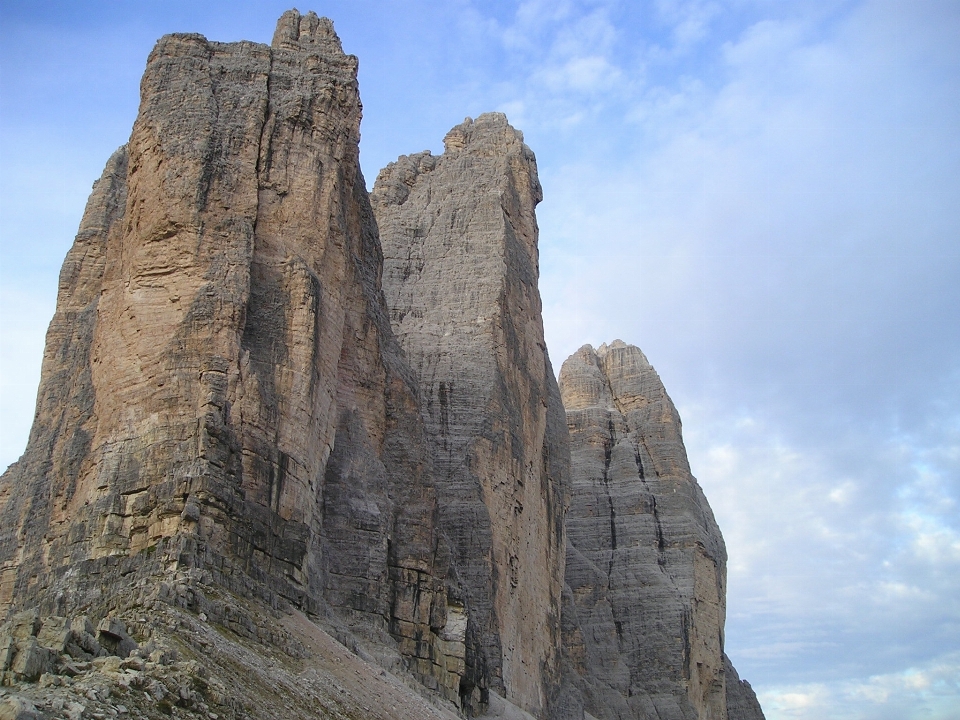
[560,341,763,719]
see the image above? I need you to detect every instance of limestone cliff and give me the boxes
[373,114,570,718]
[0,9,463,704]
[557,341,764,720]
[0,10,764,720]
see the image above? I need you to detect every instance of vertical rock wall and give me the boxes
[373,114,569,718]
[0,11,764,719]
[559,341,762,720]
[0,147,128,611]
[0,11,461,701]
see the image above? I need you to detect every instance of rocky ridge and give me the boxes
[0,10,763,720]
[0,570,468,720]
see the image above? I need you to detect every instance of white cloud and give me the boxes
[673,367,959,705]
[876,581,933,604]
[539,54,623,93]
[0,285,53,471]
[479,1,631,131]
[653,0,723,56]
[496,99,529,129]
[903,513,960,566]
[828,480,856,505]
[721,18,806,72]
[760,653,960,720]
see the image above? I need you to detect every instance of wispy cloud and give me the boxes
[479,1,632,129]
[759,653,960,720]
[539,4,960,716]
[649,0,723,57]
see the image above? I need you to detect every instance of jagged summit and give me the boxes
[440,112,531,154]
[271,9,345,52]
[595,338,644,355]
[0,11,763,720]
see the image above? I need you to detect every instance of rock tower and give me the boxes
[0,8,462,704]
[0,11,763,720]
[374,114,569,716]
[557,341,763,719]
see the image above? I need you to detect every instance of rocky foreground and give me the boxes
[0,10,763,720]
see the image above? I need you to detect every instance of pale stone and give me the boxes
[374,113,570,718]
[558,341,764,719]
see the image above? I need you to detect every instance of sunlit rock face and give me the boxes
[373,113,570,718]
[0,11,464,700]
[557,341,764,720]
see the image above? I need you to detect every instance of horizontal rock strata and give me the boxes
[373,113,570,718]
[0,10,765,720]
[558,341,764,719]
[724,654,766,719]
[0,9,462,704]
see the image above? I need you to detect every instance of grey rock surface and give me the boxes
[724,654,766,720]
[373,113,570,718]
[0,144,127,613]
[558,341,763,720]
[0,587,466,720]
[477,691,540,720]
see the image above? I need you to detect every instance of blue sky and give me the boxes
[1,2,958,718]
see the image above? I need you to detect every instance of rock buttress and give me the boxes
[373,113,570,718]
[557,341,764,719]
[0,10,462,701]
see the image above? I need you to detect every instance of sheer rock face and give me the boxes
[0,146,128,613]
[0,10,463,701]
[558,341,763,720]
[373,114,570,718]
[0,11,766,720]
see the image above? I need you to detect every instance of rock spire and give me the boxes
[557,341,764,719]
[373,113,570,717]
[0,8,462,703]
